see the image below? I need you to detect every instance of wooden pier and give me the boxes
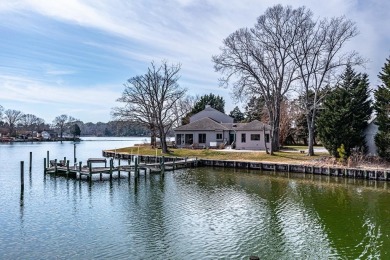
[44,149,390,182]
[44,154,198,181]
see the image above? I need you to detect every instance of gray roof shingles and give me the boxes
[174,119,271,132]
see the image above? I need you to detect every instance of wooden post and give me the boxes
[21,161,24,191]
[79,161,82,180]
[110,158,113,180]
[66,160,70,176]
[135,157,138,177]
[44,158,47,174]
[118,158,121,178]
[54,159,58,174]
[29,152,32,173]
[89,161,92,181]
[161,156,165,176]
[47,151,50,167]
[74,143,77,165]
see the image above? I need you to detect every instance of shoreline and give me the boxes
[102,149,390,182]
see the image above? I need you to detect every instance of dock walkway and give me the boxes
[44,155,198,181]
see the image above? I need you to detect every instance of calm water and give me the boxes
[0,137,389,259]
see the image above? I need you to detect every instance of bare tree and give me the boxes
[20,114,45,136]
[53,114,69,140]
[213,5,309,154]
[114,61,187,153]
[290,14,363,155]
[4,109,23,136]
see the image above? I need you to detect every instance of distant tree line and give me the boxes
[0,107,149,139]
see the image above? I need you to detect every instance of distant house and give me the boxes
[39,131,51,140]
[174,105,271,150]
[364,118,378,156]
[38,130,58,140]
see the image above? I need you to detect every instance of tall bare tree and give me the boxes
[20,114,45,136]
[53,114,70,140]
[4,109,23,136]
[213,5,309,154]
[114,61,187,153]
[290,14,363,155]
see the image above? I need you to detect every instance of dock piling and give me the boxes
[47,151,50,167]
[29,152,32,173]
[20,161,24,191]
[44,158,47,174]
[78,161,82,180]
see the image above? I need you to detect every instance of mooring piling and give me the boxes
[44,158,47,174]
[73,143,77,166]
[20,161,24,191]
[29,152,32,173]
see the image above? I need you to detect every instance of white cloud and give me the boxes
[1,0,389,119]
[0,74,119,121]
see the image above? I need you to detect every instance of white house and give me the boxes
[38,131,51,140]
[174,106,271,150]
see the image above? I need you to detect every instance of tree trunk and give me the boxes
[159,129,169,154]
[269,105,281,155]
[307,114,315,156]
[263,125,269,154]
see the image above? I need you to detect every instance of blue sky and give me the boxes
[0,0,389,123]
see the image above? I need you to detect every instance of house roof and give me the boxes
[234,120,271,131]
[174,118,271,132]
[174,117,229,131]
[190,105,234,124]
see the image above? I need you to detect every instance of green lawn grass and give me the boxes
[110,145,330,164]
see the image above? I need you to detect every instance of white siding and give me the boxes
[235,130,270,150]
[175,130,229,148]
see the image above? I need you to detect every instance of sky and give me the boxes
[0,0,389,123]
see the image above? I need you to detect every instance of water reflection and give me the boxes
[2,138,390,259]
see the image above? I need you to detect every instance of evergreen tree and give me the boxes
[374,57,390,160]
[317,65,372,157]
[229,106,245,122]
[70,123,81,140]
[192,93,225,113]
[182,93,225,124]
[244,96,265,122]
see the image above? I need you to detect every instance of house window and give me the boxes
[199,133,206,144]
[176,134,182,145]
[265,134,270,143]
[216,133,222,140]
[251,134,260,141]
[241,133,246,143]
[185,134,193,145]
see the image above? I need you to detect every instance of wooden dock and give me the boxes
[44,150,390,182]
[44,155,198,181]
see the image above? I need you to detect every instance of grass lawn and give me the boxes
[110,145,331,164]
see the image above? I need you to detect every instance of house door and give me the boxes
[229,133,236,145]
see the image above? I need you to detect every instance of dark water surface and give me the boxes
[0,137,389,259]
